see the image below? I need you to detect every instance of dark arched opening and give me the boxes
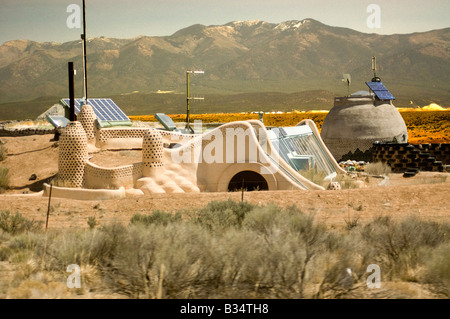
[228,170,269,192]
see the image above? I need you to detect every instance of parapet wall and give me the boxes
[96,127,150,142]
[84,162,143,189]
[95,127,151,149]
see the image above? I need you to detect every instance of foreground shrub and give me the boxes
[0,167,9,193]
[0,211,43,235]
[101,223,216,298]
[242,204,331,297]
[3,200,450,299]
[0,143,7,161]
[360,216,449,281]
[425,243,450,297]
[193,199,255,232]
[130,210,182,227]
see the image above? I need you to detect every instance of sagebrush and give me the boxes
[0,201,449,299]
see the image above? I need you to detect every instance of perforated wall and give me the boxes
[143,129,164,170]
[57,121,88,187]
[77,104,97,141]
[97,128,150,143]
[85,162,143,189]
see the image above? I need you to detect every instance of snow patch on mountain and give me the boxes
[274,20,308,31]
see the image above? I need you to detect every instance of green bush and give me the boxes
[0,211,43,235]
[0,167,9,193]
[87,216,98,229]
[298,168,328,187]
[194,199,255,232]
[364,162,392,176]
[360,216,449,280]
[425,243,450,297]
[130,210,182,227]
[0,143,7,161]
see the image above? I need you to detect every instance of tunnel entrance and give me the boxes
[227,170,269,192]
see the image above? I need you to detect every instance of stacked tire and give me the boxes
[372,142,447,177]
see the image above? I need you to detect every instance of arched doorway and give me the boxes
[228,170,269,192]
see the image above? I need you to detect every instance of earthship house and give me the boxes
[44,104,346,200]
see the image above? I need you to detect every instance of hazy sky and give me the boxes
[1,0,449,44]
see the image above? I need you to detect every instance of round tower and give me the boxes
[142,129,164,176]
[77,104,97,142]
[57,121,88,187]
[321,91,408,162]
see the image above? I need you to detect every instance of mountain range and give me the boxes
[0,18,449,116]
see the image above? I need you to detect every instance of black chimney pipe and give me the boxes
[68,61,76,121]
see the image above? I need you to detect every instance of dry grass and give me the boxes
[364,162,392,176]
[0,143,7,162]
[0,167,9,193]
[0,201,449,299]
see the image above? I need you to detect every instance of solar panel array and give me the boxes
[365,81,395,100]
[61,98,131,122]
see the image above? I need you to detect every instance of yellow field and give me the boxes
[129,109,450,145]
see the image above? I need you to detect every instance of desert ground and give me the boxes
[1,133,449,230]
[1,132,450,300]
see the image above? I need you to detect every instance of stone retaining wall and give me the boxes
[0,125,55,136]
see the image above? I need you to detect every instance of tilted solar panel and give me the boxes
[365,81,395,100]
[155,113,178,131]
[61,98,131,124]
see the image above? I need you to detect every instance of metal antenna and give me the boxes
[81,0,88,103]
[342,74,351,96]
[185,70,204,133]
[372,56,377,81]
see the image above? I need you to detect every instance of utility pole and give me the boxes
[81,0,88,103]
[185,70,204,133]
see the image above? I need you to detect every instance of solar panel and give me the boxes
[46,115,70,128]
[365,81,395,100]
[61,98,131,124]
[155,113,178,131]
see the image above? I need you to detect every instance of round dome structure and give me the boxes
[321,92,408,162]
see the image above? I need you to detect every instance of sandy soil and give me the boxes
[0,133,449,230]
